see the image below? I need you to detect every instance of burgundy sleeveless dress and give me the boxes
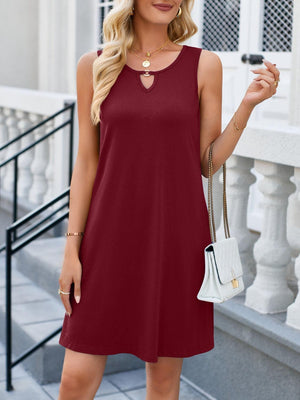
[59,44,214,362]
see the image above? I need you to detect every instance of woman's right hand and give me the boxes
[58,253,82,316]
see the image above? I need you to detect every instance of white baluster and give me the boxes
[286,167,300,329]
[286,170,300,296]
[0,107,9,183]
[0,107,7,196]
[44,119,55,202]
[218,155,257,288]
[245,160,295,313]
[0,107,9,157]
[28,113,49,204]
[17,111,33,199]
[3,109,19,193]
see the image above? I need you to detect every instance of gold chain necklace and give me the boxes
[130,38,171,77]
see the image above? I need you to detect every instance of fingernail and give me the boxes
[66,312,71,317]
[75,296,80,304]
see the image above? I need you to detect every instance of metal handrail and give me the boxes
[0,103,74,152]
[5,188,70,391]
[0,101,75,253]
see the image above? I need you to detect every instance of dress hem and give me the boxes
[59,335,215,363]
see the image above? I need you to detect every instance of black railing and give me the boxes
[0,101,75,253]
[5,188,70,391]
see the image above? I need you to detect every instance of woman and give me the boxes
[57,0,280,398]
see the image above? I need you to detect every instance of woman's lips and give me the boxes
[153,3,173,12]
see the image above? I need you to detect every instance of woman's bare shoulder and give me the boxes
[197,49,223,97]
[77,51,99,71]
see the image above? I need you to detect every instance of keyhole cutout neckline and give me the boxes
[125,45,186,92]
[124,44,186,75]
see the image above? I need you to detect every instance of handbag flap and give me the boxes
[205,237,243,284]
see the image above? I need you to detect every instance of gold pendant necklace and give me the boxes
[131,38,171,77]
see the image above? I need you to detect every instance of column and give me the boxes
[286,167,300,329]
[28,113,49,204]
[217,155,256,289]
[245,160,295,313]
[289,0,300,126]
[44,119,55,202]
[17,111,34,199]
[3,109,19,193]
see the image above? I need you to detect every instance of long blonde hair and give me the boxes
[91,0,198,125]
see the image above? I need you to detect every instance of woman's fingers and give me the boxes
[262,59,280,82]
[58,277,73,316]
[58,259,82,316]
[251,60,280,85]
[74,273,82,304]
[251,67,274,79]
[253,74,275,85]
[253,75,277,97]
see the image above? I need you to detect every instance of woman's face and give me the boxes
[133,0,182,24]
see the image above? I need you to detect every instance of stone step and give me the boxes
[15,236,66,302]
[0,259,66,384]
[0,253,144,385]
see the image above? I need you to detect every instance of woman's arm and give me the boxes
[59,51,100,315]
[197,50,280,177]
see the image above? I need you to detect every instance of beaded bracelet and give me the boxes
[65,232,84,237]
[233,112,246,132]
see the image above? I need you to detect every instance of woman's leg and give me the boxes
[58,348,108,400]
[145,357,184,400]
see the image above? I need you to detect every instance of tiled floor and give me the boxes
[0,340,211,399]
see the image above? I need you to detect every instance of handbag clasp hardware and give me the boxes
[231,268,239,288]
[231,278,239,288]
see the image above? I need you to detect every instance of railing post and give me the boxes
[6,227,14,391]
[13,158,18,223]
[68,103,74,185]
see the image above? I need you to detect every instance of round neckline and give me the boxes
[124,45,187,74]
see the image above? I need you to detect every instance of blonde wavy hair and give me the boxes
[90,0,198,125]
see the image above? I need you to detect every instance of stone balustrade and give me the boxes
[217,114,300,329]
[0,86,76,214]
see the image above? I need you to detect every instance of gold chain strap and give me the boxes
[207,142,230,243]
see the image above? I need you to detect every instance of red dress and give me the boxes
[59,44,214,362]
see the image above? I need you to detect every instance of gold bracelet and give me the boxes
[233,111,246,132]
[65,232,84,237]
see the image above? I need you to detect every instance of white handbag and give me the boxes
[197,143,244,303]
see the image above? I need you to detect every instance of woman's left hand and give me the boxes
[243,59,280,108]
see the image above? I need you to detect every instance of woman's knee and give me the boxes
[60,368,90,392]
[58,349,107,399]
[146,357,183,395]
